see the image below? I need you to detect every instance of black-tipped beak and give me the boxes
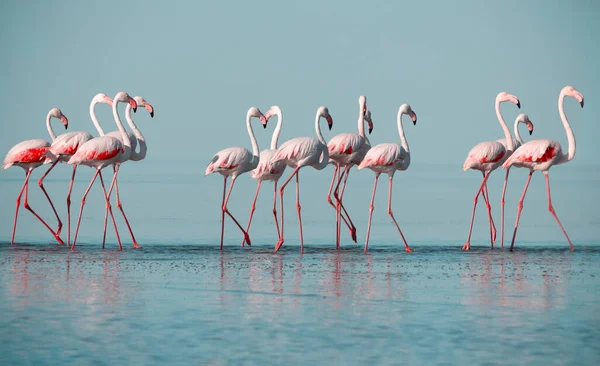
[150,111,154,118]
[413,119,417,126]
[529,130,532,135]
[368,127,373,134]
[517,101,521,109]
[580,100,584,108]
[263,123,267,129]
[64,125,68,130]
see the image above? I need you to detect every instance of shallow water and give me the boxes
[1,243,600,365]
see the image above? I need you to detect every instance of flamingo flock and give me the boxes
[3,86,584,253]
[3,92,154,250]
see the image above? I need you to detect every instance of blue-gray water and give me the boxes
[1,162,600,365]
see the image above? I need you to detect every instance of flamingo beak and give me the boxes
[129,98,138,113]
[259,114,268,129]
[326,115,334,130]
[368,122,373,134]
[527,121,534,135]
[145,103,154,118]
[410,111,417,125]
[103,95,114,107]
[576,92,584,108]
[60,115,69,129]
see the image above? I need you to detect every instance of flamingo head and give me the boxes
[49,108,69,130]
[248,107,268,129]
[562,86,584,108]
[93,93,113,107]
[516,113,534,135]
[399,104,417,125]
[114,92,137,112]
[364,109,374,134]
[319,106,333,130]
[264,105,282,125]
[133,96,154,118]
[496,92,521,109]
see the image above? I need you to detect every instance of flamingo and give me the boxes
[357,103,417,252]
[270,106,334,253]
[241,105,286,247]
[503,86,584,252]
[461,92,520,251]
[496,113,535,248]
[68,92,138,250]
[3,108,69,245]
[327,95,373,248]
[40,93,114,246]
[205,107,268,249]
[101,96,154,249]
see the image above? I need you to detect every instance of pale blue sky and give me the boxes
[0,0,598,166]
[1,0,599,245]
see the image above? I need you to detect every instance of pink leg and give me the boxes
[462,172,491,251]
[23,171,65,245]
[72,170,100,250]
[10,170,32,245]
[295,170,304,252]
[275,167,300,252]
[386,176,412,252]
[544,171,574,251]
[220,176,227,250]
[102,166,117,248]
[272,181,281,240]
[109,165,139,248]
[99,171,122,250]
[364,173,380,252]
[37,159,63,237]
[241,180,262,247]
[500,167,510,248]
[481,179,496,248]
[509,170,533,251]
[65,166,77,246]
[327,164,353,241]
[222,177,251,247]
[336,165,357,243]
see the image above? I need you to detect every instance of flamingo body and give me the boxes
[503,139,562,171]
[67,136,124,169]
[205,147,256,178]
[462,141,507,172]
[271,137,328,168]
[105,130,138,158]
[45,132,94,162]
[358,143,408,175]
[251,149,286,181]
[3,139,50,169]
[327,133,370,165]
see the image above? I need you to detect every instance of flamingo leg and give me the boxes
[295,170,304,252]
[509,170,533,251]
[387,176,412,252]
[222,177,251,247]
[499,167,510,249]
[73,170,100,250]
[99,171,122,250]
[23,171,65,245]
[111,165,139,248]
[241,180,262,247]
[364,173,380,252]
[543,171,574,251]
[462,172,491,251]
[275,167,300,252]
[11,170,33,245]
[102,165,117,248]
[480,172,497,247]
[37,159,63,237]
[65,166,77,246]
[272,181,281,240]
[326,164,353,240]
[336,165,357,244]
[220,176,227,250]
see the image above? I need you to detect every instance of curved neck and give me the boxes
[397,109,409,152]
[270,110,283,150]
[559,93,576,161]
[112,100,131,149]
[90,100,106,136]
[125,104,146,161]
[357,100,370,145]
[513,118,524,145]
[315,112,327,145]
[247,113,259,157]
[46,112,58,141]
[495,100,514,152]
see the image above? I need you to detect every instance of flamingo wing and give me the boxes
[3,139,50,168]
[462,141,506,170]
[503,139,560,168]
[251,149,286,179]
[358,143,405,169]
[328,133,365,156]
[68,136,123,164]
[271,137,320,165]
[47,132,94,157]
[205,147,251,175]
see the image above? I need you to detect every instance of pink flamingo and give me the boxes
[101,96,154,249]
[68,92,138,250]
[496,113,534,248]
[503,86,584,252]
[3,108,69,245]
[40,93,114,246]
[205,107,268,249]
[461,92,520,251]
[326,95,373,248]
[357,103,417,252]
[241,105,287,247]
[270,106,334,253]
